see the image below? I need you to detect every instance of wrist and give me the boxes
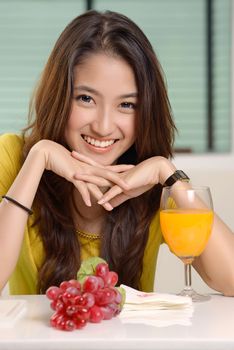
[29,140,50,171]
[157,157,177,185]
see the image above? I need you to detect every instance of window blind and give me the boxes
[213,0,231,151]
[0,0,231,153]
[95,0,231,153]
[0,0,84,133]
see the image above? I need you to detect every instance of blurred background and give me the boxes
[0,0,233,295]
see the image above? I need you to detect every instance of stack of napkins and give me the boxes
[0,299,27,328]
[119,285,193,327]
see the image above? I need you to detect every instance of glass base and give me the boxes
[178,287,211,302]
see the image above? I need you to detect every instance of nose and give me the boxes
[90,106,115,137]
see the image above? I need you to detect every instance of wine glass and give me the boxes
[160,185,214,302]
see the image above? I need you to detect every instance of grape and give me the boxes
[60,281,72,291]
[50,300,57,310]
[65,319,76,331]
[95,288,116,306]
[74,317,87,329]
[46,286,62,300]
[104,271,118,287]
[95,262,109,279]
[74,295,86,308]
[68,279,82,291]
[76,308,90,321]
[55,300,65,313]
[62,291,75,305]
[54,314,67,330]
[83,276,99,293]
[66,286,80,296]
[82,292,95,308]
[96,276,105,289]
[108,302,121,316]
[46,259,125,331]
[66,305,79,317]
[112,287,122,304]
[100,305,115,320]
[50,313,60,327]
[89,305,104,323]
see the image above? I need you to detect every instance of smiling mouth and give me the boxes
[82,135,118,148]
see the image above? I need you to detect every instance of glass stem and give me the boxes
[184,262,192,290]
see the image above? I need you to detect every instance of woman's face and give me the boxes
[65,52,137,165]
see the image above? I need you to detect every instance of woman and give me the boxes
[0,10,233,295]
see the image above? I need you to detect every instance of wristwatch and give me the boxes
[163,170,190,187]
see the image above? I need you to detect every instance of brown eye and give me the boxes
[76,95,93,103]
[120,102,136,109]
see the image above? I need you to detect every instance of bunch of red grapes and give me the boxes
[46,262,123,331]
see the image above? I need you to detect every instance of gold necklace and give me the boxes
[76,229,101,241]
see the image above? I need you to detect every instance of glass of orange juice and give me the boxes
[160,185,214,302]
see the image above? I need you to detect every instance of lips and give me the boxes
[82,135,117,148]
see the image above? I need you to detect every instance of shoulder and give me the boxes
[0,133,25,194]
[0,133,24,165]
[0,133,24,150]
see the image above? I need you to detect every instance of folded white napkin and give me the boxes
[119,285,193,327]
[0,299,27,328]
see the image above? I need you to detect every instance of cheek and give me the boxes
[123,117,136,141]
[64,107,79,144]
[67,107,79,130]
[66,105,87,133]
[67,103,95,131]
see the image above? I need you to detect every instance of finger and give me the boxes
[86,167,130,191]
[109,193,131,207]
[98,185,123,204]
[73,180,91,207]
[74,173,112,187]
[87,183,113,211]
[71,151,102,167]
[105,164,135,172]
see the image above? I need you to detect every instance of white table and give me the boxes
[0,294,234,350]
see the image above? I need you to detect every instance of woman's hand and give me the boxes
[31,140,131,209]
[70,150,134,209]
[72,152,176,209]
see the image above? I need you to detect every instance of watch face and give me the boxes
[175,170,189,181]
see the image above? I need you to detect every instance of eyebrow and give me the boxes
[74,85,138,99]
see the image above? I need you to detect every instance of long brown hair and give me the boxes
[23,10,175,293]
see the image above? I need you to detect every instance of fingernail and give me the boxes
[105,203,113,211]
[86,200,91,207]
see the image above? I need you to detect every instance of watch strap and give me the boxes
[163,170,190,187]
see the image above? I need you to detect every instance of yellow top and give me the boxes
[0,133,163,294]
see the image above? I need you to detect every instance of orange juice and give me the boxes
[160,209,214,257]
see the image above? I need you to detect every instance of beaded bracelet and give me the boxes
[1,195,33,215]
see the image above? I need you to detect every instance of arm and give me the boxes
[164,180,234,296]
[0,139,131,291]
[72,153,234,296]
[0,143,46,290]
[193,215,234,296]
[0,140,93,291]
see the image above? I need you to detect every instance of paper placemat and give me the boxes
[0,299,27,328]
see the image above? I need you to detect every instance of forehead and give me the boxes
[73,52,137,94]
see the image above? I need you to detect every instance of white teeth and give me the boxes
[83,135,115,148]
